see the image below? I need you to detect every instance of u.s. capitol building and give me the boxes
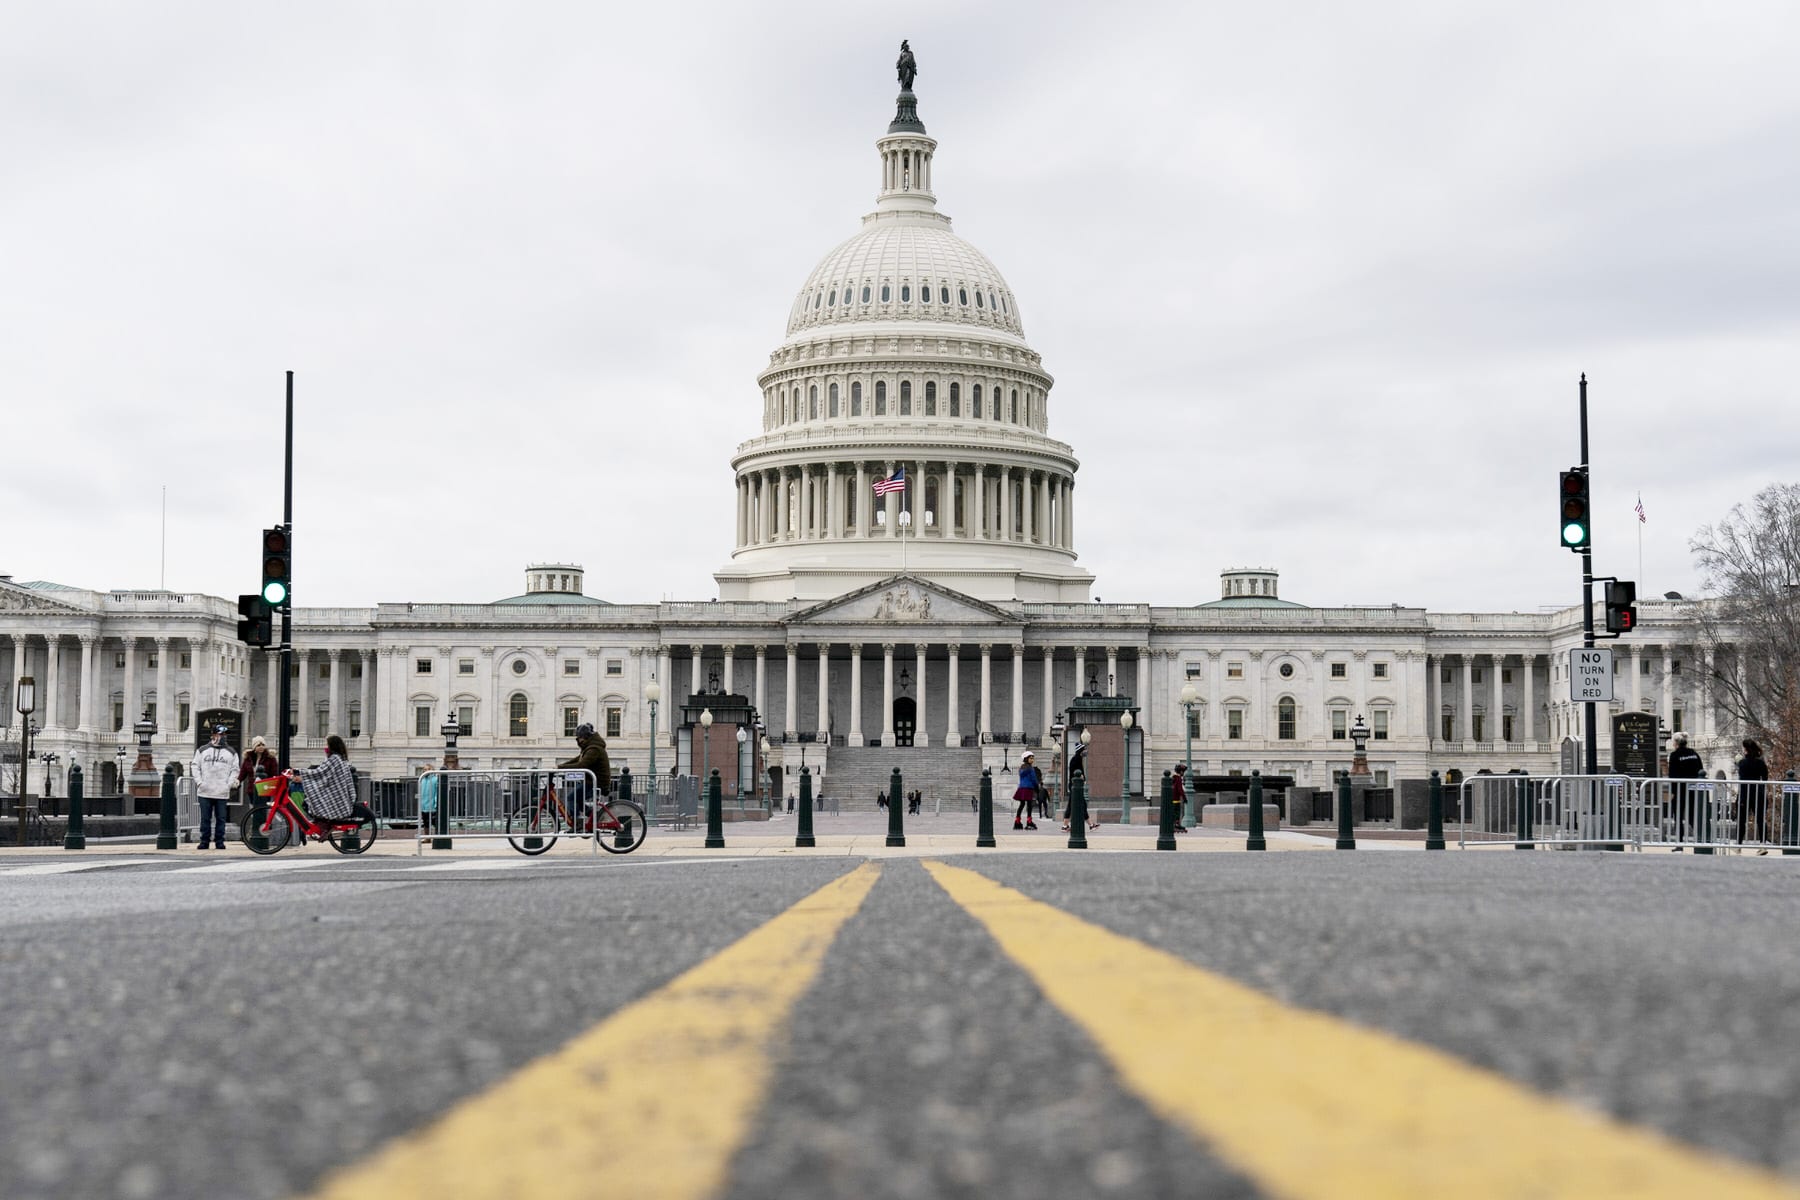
[0,63,1731,801]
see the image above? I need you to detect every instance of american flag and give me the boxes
[1635,494,1647,524]
[872,468,907,496]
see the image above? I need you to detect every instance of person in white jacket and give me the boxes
[189,726,238,850]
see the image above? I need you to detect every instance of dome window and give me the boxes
[851,381,863,416]
[828,382,840,417]
[959,288,969,306]
[972,384,983,418]
[900,284,910,303]
[809,385,819,420]
[861,285,871,303]
[924,381,937,416]
[1001,294,1009,315]
[828,289,836,307]
[921,283,932,305]
[1011,388,1019,423]
[949,382,961,417]
[975,291,984,308]
[875,380,887,416]
[881,284,891,302]
[813,292,822,310]
[899,380,912,416]
[941,286,951,303]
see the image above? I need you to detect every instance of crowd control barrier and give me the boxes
[411,769,603,856]
[1459,774,1800,852]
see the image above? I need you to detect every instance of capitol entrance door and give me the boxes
[893,697,916,747]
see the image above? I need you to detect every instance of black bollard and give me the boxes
[1783,770,1798,857]
[157,763,179,850]
[1335,770,1356,850]
[64,765,86,851]
[886,768,906,848]
[796,766,816,848]
[1247,770,1267,851]
[1425,770,1446,850]
[1156,770,1176,851]
[614,766,634,850]
[704,769,725,849]
[1068,777,1089,850]
[976,768,996,848]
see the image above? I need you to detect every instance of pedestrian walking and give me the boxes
[1171,762,1189,832]
[1666,732,1705,849]
[1736,738,1769,849]
[1063,732,1097,831]
[1013,752,1041,830]
[189,725,237,850]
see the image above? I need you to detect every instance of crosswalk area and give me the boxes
[0,854,757,879]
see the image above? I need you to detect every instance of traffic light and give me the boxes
[237,594,273,647]
[1605,580,1637,634]
[1559,469,1590,550]
[261,526,291,606]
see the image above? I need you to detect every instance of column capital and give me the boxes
[328,647,343,662]
[881,642,896,653]
[691,643,705,655]
[815,642,831,655]
[79,633,100,647]
[437,645,453,656]
[979,643,993,654]
[755,644,767,659]
[154,635,171,648]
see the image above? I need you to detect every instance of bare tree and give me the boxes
[1690,482,1800,774]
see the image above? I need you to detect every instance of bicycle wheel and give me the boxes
[246,809,293,855]
[328,803,379,855]
[595,799,648,854]
[506,801,562,856]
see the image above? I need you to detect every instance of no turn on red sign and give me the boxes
[1569,647,1614,703]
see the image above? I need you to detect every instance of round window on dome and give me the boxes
[975,291,984,309]
[511,659,527,676]
[1280,663,1295,678]
[959,288,969,306]
[861,285,871,303]
[881,284,891,302]
[940,287,951,304]
[900,284,911,303]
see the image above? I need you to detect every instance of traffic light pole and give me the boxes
[1579,374,1597,777]
[277,370,294,772]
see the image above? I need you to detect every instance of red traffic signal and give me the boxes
[1605,580,1637,634]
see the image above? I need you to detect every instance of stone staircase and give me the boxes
[808,746,986,811]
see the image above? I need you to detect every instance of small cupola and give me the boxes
[1220,568,1280,600]
[525,563,584,596]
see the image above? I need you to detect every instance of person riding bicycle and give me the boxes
[557,723,612,817]
[287,735,357,835]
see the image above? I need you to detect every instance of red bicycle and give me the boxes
[242,771,378,855]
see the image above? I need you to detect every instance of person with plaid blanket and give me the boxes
[291,735,357,822]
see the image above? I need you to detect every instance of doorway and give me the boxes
[893,697,916,746]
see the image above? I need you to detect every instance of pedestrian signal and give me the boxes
[1559,469,1590,550]
[237,594,273,647]
[1605,580,1637,634]
[261,526,291,606]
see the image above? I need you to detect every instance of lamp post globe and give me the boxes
[736,726,748,806]
[644,679,662,798]
[1120,711,1134,821]
[700,707,713,790]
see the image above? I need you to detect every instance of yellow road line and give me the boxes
[922,861,1799,1200]
[308,863,881,1200]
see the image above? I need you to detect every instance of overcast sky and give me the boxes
[5,1,1798,614]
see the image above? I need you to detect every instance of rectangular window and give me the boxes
[1186,711,1200,739]
[316,709,329,738]
[1277,708,1296,739]
[606,707,623,739]
[458,659,475,675]
[1672,660,1682,675]
[416,659,433,675]
[563,707,580,737]
[1227,709,1243,739]
[148,653,158,669]
[1673,708,1684,731]
[606,659,623,677]
[1184,662,1201,679]
[349,705,362,738]
[1640,659,1651,675]
[179,652,192,669]
[1226,662,1243,680]
[1372,662,1388,679]
[1374,769,1391,787]
[1332,710,1348,740]
[350,662,363,679]
[1502,668,1513,683]
[113,702,124,731]
[1472,668,1484,684]
[1472,714,1486,741]
[114,652,125,669]
[318,663,329,679]
[564,659,580,676]
[1330,662,1346,679]
[1372,710,1389,740]
[415,706,432,737]
[1503,714,1515,742]
[457,705,473,735]
[1442,714,1455,741]
[289,663,299,678]
[178,702,191,731]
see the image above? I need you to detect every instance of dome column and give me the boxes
[972,465,985,542]
[883,459,898,538]
[856,463,870,537]
[1000,466,1013,543]
[826,463,840,539]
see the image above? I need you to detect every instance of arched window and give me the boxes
[900,284,911,303]
[1011,388,1019,422]
[924,381,936,416]
[880,283,891,302]
[861,285,871,303]
[851,381,863,415]
[972,384,983,419]
[993,384,1003,419]
[899,380,912,416]
[809,385,819,420]
[975,291,984,308]
[921,282,932,305]
[950,381,961,416]
[828,382,839,417]
[989,292,997,310]
[827,289,836,307]
[875,380,887,416]
[1278,698,1297,740]
[777,389,786,423]
[940,286,950,303]
[813,292,821,309]
[959,287,969,306]
[1001,294,1009,314]
[509,694,529,738]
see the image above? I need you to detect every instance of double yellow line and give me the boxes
[311,861,1798,1200]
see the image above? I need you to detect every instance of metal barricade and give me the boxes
[413,769,600,855]
[1458,774,1630,848]
[1633,777,1787,852]
[174,777,200,842]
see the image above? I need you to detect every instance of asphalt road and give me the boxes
[0,849,1796,1198]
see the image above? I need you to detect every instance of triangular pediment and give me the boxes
[787,575,1018,628]
[0,580,95,617]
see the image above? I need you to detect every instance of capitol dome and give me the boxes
[715,60,1094,605]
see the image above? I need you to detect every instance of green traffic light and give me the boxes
[1562,522,1587,546]
[262,580,289,605]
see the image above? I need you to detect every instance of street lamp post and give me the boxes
[1350,714,1371,777]
[761,735,773,811]
[14,675,35,846]
[643,679,661,819]
[736,726,748,809]
[41,753,60,816]
[115,745,127,801]
[1179,682,1199,825]
[435,711,460,848]
[699,707,713,791]
[1120,710,1134,826]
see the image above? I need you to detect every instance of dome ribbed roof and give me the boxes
[785,220,1025,338]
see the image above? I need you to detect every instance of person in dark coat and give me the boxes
[1171,761,1190,832]
[1736,737,1770,847]
[1666,732,1704,848]
[557,723,612,813]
